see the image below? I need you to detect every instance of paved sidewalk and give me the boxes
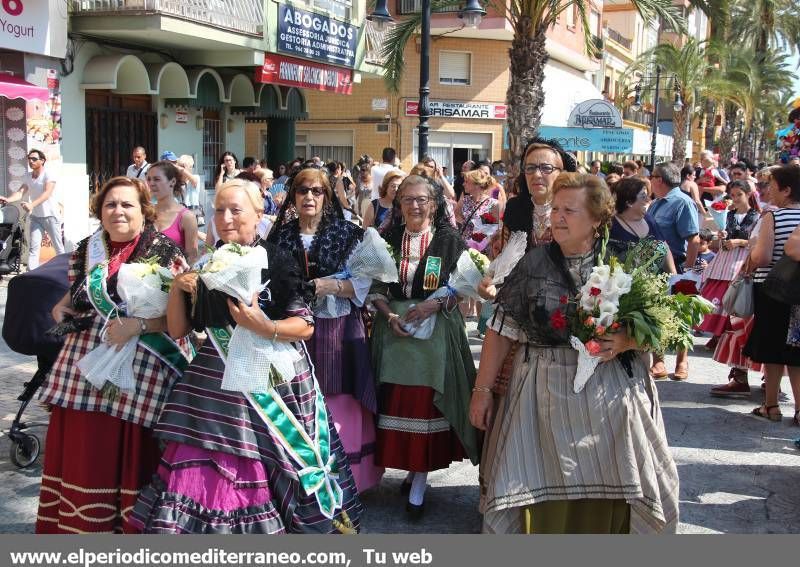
[0,277,798,533]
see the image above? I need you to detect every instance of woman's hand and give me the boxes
[227,293,267,333]
[52,302,77,323]
[105,317,140,349]
[596,330,637,362]
[173,272,199,296]
[313,277,340,297]
[388,315,411,338]
[478,276,496,300]
[403,300,439,324]
[469,391,494,430]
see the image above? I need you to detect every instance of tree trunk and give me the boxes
[704,100,716,152]
[505,16,548,166]
[717,103,738,164]
[672,106,689,163]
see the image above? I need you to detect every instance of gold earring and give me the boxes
[593,227,600,238]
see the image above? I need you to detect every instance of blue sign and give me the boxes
[538,126,634,153]
[277,4,359,69]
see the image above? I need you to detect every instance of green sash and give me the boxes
[86,262,189,376]
[206,326,343,520]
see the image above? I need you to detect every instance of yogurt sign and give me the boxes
[0,1,64,57]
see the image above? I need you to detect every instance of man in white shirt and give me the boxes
[371,147,399,199]
[0,150,65,269]
[125,146,150,179]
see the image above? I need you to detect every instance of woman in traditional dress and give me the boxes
[697,180,759,352]
[370,175,480,520]
[147,160,199,264]
[37,176,190,533]
[268,168,383,492]
[470,173,679,534]
[131,179,362,533]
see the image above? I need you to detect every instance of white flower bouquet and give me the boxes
[200,243,301,394]
[487,230,528,285]
[78,257,178,392]
[315,227,399,319]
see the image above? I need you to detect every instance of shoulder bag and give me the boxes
[761,254,800,305]
[722,256,754,318]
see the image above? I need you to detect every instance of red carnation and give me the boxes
[472,232,487,242]
[559,295,569,304]
[480,212,498,224]
[710,201,728,211]
[589,287,602,297]
[586,339,602,356]
[550,309,567,331]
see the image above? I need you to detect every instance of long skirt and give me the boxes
[697,278,732,335]
[306,312,382,491]
[522,499,631,534]
[744,284,800,366]
[36,407,160,534]
[713,316,763,372]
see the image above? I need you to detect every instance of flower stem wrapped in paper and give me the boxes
[78,257,176,392]
[315,227,399,319]
[199,242,301,393]
[403,249,489,339]
[486,230,528,285]
[708,200,730,231]
[569,238,713,393]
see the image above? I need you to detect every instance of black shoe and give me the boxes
[400,479,412,495]
[406,501,425,521]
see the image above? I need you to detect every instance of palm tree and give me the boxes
[729,0,800,56]
[379,0,683,164]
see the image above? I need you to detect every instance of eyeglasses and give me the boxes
[296,186,325,197]
[523,163,561,175]
[400,196,431,206]
[650,175,662,180]
[27,156,41,162]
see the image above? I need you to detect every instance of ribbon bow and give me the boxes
[297,454,343,519]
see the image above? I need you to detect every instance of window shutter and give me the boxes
[439,52,470,85]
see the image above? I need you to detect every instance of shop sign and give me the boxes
[567,99,623,129]
[405,100,507,120]
[175,108,189,124]
[538,125,633,153]
[0,1,66,58]
[256,53,353,95]
[372,98,388,111]
[277,4,358,69]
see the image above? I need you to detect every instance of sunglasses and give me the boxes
[296,186,325,197]
[27,156,42,162]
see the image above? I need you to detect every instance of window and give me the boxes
[589,10,600,35]
[202,110,223,191]
[439,51,471,86]
[603,76,611,97]
[297,0,352,20]
[295,130,353,166]
[565,6,575,28]
[376,123,389,133]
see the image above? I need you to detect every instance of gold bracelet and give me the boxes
[472,385,493,393]
[387,313,400,322]
[272,321,279,341]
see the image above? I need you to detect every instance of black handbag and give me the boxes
[762,254,800,305]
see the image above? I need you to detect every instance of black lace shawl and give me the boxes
[190,240,310,331]
[69,223,185,312]
[383,224,466,301]
[269,217,363,281]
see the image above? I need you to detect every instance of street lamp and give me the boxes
[368,0,486,161]
[628,65,683,170]
[736,118,745,158]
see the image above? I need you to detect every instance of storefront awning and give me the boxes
[541,63,603,127]
[0,73,48,101]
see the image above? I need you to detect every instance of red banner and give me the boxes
[256,53,353,95]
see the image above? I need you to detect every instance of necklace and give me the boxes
[532,201,551,240]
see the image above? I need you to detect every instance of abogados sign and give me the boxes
[567,99,623,129]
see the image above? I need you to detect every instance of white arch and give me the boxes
[81,54,154,94]
[255,83,282,107]
[186,68,227,102]
[226,73,257,106]
[147,62,191,98]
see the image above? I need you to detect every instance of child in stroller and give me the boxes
[1,252,69,467]
[0,204,23,277]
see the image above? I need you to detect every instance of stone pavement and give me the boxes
[0,276,798,534]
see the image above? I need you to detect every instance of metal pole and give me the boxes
[418,0,431,161]
[737,121,744,158]
[649,65,661,171]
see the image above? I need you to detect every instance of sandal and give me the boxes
[751,404,782,422]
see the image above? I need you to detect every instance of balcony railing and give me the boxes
[71,0,264,36]
[364,20,390,66]
[606,27,632,50]
[623,107,653,127]
[397,0,460,15]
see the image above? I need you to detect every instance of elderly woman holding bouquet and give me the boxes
[370,175,480,520]
[268,167,384,492]
[131,179,363,534]
[37,176,190,534]
[470,173,679,534]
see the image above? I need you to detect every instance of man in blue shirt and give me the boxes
[648,161,700,382]
[648,161,700,270]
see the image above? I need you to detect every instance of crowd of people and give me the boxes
[24,138,800,536]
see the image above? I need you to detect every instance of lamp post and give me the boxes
[630,65,683,170]
[368,0,485,161]
[736,118,745,159]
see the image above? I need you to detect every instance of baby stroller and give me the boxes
[1,252,69,467]
[0,204,24,277]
